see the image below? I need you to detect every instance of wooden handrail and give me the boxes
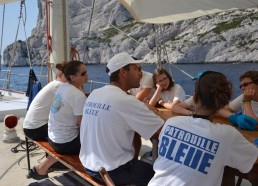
[98,167,115,186]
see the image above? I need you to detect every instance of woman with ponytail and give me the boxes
[28,61,88,180]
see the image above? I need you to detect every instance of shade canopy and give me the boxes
[117,0,258,23]
[0,0,19,4]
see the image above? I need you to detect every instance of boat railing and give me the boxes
[87,80,108,93]
[0,70,48,96]
[0,70,11,93]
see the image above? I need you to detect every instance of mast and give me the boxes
[49,0,70,79]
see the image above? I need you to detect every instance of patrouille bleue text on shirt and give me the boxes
[159,125,220,175]
[84,101,111,116]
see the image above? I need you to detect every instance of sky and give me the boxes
[0,0,38,55]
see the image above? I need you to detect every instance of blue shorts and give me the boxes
[84,159,154,186]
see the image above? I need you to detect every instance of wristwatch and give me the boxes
[158,100,163,105]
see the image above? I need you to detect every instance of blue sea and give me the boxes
[0,63,257,99]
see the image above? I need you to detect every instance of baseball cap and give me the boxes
[107,52,143,76]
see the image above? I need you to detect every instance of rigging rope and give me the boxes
[0,4,5,71]
[108,19,193,80]
[46,0,52,53]
[20,0,33,69]
[109,23,153,53]
[82,0,96,63]
[76,0,194,81]
[46,0,53,82]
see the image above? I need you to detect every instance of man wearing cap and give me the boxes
[79,52,164,185]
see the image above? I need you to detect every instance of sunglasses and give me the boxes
[77,71,87,76]
[239,82,253,89]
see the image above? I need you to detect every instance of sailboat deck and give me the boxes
[0,93,27,121]
[0,118,154,186]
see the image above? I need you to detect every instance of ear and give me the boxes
[69,75,76,82]
[119,68,127,78]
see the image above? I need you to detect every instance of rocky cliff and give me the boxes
[3,0,258,66]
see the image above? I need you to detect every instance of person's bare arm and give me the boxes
[171,101,192,116]
[149,85,162,106]
[158,99,181,111]
[135,88,152,102]
[76,115,82,127]
[242,88,258,121]
[216,108,234,118]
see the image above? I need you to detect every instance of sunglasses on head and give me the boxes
[239,82,253,89]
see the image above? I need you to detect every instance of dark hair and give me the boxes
[194,71,232,112]
[55,62,66,79]
[106,64,130,83]
[56,62,66,71]
[152,68,174,90]
[240,71,258,84]
[57,60,84,82]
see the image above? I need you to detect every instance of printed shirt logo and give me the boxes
[84,101,111,116]
[51,93,63,113]
[159,125,220,175]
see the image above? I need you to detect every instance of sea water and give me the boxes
[0,63,257,99]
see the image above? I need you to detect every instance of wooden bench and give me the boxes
[25,137,106,186]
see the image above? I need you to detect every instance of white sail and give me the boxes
[118,0,258,23]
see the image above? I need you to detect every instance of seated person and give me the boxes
[28,61,88,180]
[23,64,66,141]
[220,70,258,121]
[149,68,186,109]
[149,71,258,186]
[79,52,164,186]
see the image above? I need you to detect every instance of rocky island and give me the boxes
[3,0,258,66]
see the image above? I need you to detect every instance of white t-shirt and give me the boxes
[129,71,153,98]
[23,80,62,129]
[159,84,186,102]
[48,83,86,143]
[79,85,164,171]
[148,116,258,186]
[229,94,258,117]
[184,96,194,110]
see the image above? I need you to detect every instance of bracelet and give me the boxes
[189,110,193,116]
[242,99,251,104]
[243,101,251,104]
